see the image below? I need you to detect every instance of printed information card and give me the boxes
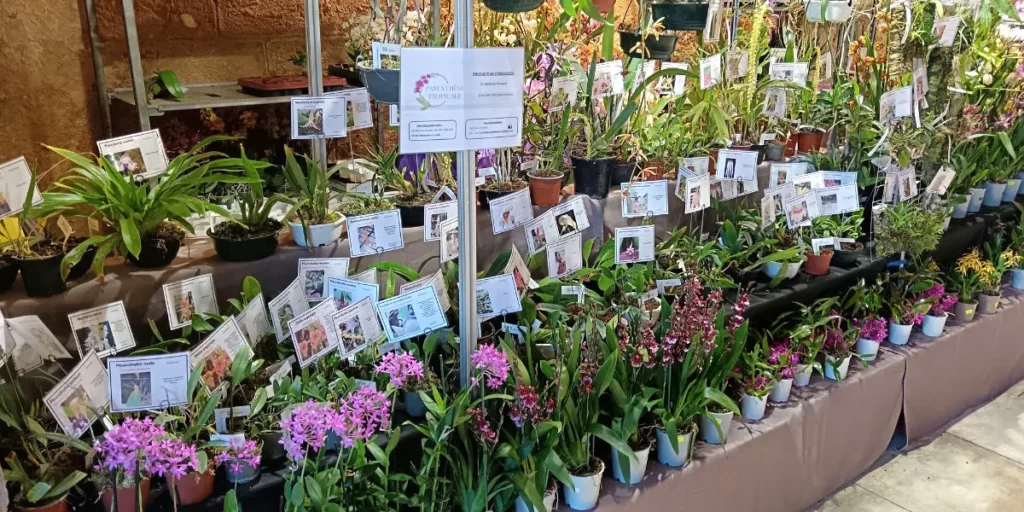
[236,294,271,346]
[298,258,351,301]
[107,352,189,413]
[324,87,373,131]
[716,150,758,181]
[97,130,170,180]
[0,157,42,219]
[503,246,533,298]
[615,226,656,264]
[191,317,249,392]
[333,297,384,359]
[163,275,219,330]
[7,316,72,373]
[546,232,583,278]
[621,180,669,218]
[424,200,458,242]
[268,278,311,343]
[682,174,711,214]
[784,192,821,229]
[489,188,534,234]
[439,217,460,263]
[44,352,110,437]
[325,277,379,310]
[376,286,449,344]
[815,185,860,215]
[400,270,452,313]
[68,301,136,358]
[290,96,348,139]
[348,209,405,257]
[288,299,340,367]
[476,274,523,319]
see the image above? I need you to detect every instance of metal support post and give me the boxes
[305,0,328,171]
[455,0,477,389]
[120,0,150,131]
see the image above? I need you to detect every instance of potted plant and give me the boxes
[843,278,887,360]
[606,311,658,486]
[737,347,772,421]
[527,107,574,207]
[784,298,840,386]
[375,351,430,418]
[281,147,346,247]
[650,0,712,32]
[920,283,959,338]
[92,417,166,512]
[814,211,864,267]
[42,137,250,277]
[949,249,985,323]
[478,149,529,209]
[820,316,858,381]
[214,439,262,484]
[802,223,835,276]
[761,221,806,280]
[372,144,435,227]
[766,338,799,403]
[873,201,947,261]
[1009,208,1024,289]
[209,148,287,262]
[978,243,1021,314]
[882,270,933,345]
[0,177,67,297]
[353,0,427,104]
[618,5,677,61]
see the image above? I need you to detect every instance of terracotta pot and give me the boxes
[796,130,824,153]
[783,137,798,157]
[15,496,68,512]
[100,479,151,512]
[592,0,615,12]
[528,171,564,207]
[804,250,833,276]
[168,466,215,505]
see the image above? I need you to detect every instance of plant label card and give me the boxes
[934,16,960,47]
[763,87,787,118]
[913,62,929,108]
[546,232,583,278]
[291,97,347,140]
[400,269,452,313]
[561,285,585,303]
[214,406,251,434]
[333,297,384,359]
[736,174,759,197]
[503,246,535,297]
[784,192,820,229]
[163,275,219,330]
[760,196,777,227]
[879,86,913,123]
[325,277,379,310]
[816,185,859,216]
[298,258,351,301]
[96,130,170,180]
[550,74,581,111]
[350,267,379,285]
[68,301,136,358]
[927,168,956,196]
[659,62,687,96]
[811,237,837,255]
[683,174,711,214]
[389,105,400,126]
[236,293,271,346]
[765,182,797,217]
[348,209,404,257]
[703,0,723,42]
[377,285,448,344]
[656,278,682,296]
[323,87,373,131]
[699,54,722,90]
[709,179,725,201]
[793,172,826,196]
[716,150,758,181]
[759,133,777,145]
[882,171,900,204]
[524,211,559,255]
[769,62,809,87]
[431,185,457,203]
[819,52,834,90]
[0,157,42,220]
[476,274,522,319]
[399,48,524,153]
[725,51,749,80]
[107,352,189,413]
[44,352,109,437]
[632,61,657,93]
[550,196,591,236]
[371,41,402,68]
[6,316,72,373]
[769,163,808,186]
[592,60,625,99]
[288,299,340,368]
[191,317,248,392]
[268,278,311,343]
[489,188,533,234]
[614,226,655,264]
[621,180,669,218]
[424,200,458,242]
[821,171,858,187]
[679,156,710,178]
[897,168,919,201]
[439,217,460,263]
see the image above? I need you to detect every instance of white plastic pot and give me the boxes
[921,313,947,338]
[611,445,650,485]
[763,260,803,280]
[769,378,793,403]
[856,338,881,361]
[824,355,851,381]
[563,459,604,510]
[984,182,1006,207]
[888,320,913,346]
[793,363,813,387]
[289,219,345,247]
[968,187,987,212]
[741,394,767,421]
[951,193,971,219]
[656,427,694,466]
[1003,179,1022,201]
[1013,268,1024,290]
[699,411,733,445]
[515,486,557,512]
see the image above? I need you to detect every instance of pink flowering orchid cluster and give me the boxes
[146,437,200,479]
[922,284,959,316]
[854,317,887,343]
[215,439,261,473]
[821,323,855,357]
[509,384,556,428]
[94,417,194,478]
[739,371,772,396]
[376,351,425,389]
[279,391,392,461]
[960,104,985,137]
[663,275,725,362]
[617,314,659,368]
[767,341,800,380]
[470,344,510,389]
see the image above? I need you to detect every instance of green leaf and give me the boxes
[43,471,86,501]
[304,475,323,507]
[26,482,51,504]
[589,423,636,463]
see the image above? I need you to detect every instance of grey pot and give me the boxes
[954,301,977,323]
[978,293,1001,315]
[765,143,785,162]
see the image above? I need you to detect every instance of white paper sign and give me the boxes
[760,195,777,227]
[683,174,711,214]
[935,16,960,47]
[784,192,820,228]
[325,277,379,310]
[44,352,109,437]
[821,171,858,188]
[191,317,248,392]
[725,51,749,80]
[107,352,189,412]
[0,157,42,219]
[770,163,810,186]
[736,174,759,197]
[6,316,71,373]
[439,217,459,263]
[680,156,710,177]
[897,168,919,201]
[377,286,449,344]
[503,246,534,298]
[763,87,787,118]
[551,74,581,111]
[812,237,837,255]
[96,130,170,180]
[400,270,452,313]
[424,200,458,242]
[268,278,310,343]
[291,96,347,139]
[371,41,401,68]
[879,86,913,123]
[476,274,523,318]
[323,87,373,131]
[550,196,590,235]
[237,294,271,346]
[298,258,351,301]
[68,301,135,358]
[399,47,524,154]
[770,62,809,87]
[656,279,682,295]
[716,150,758,181]
[700,55,722,90]
[524,211,559,256]
[546,233,583,278]
[816,185,860,215]
[163,275,219,330]
[489,188,533,234]
[927,168,955,196]
[659,62,688,96]
[288,300,340,367]
[793,172,826,195]
[333,297,384,359]
[593,60,625,98]
[348,209,405,257]
[621,180,670,217]
[614,226,655,264]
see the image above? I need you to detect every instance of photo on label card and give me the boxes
[428,211,448,240]
[338,314,366,355]
[530,225,548,251]
[276,303,296,333]
[304,270,326,299]
[297,108,325,136]
[119,371,152,409]
[75,321,114,355]
[555,210,578,236]
[618,235,640,263]
[172,291,195,327]
[294,319,329,362]
[106,148,147,177]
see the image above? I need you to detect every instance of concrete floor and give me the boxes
[814,379,1024,512]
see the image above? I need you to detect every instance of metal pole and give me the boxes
[120,0,150,131]
[305,0,328,171]
[455,0,477,388]
[86,0,112,138]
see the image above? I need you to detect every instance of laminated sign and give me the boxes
[399,48,525,154]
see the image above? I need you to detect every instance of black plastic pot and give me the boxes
[482,0,544,13]
[832,244,864,268]
[0,257,17,292]
[359,67,400,104]
[127,237,181,269]
[750,144,768,164]
[209,229,280,262]
[259,432,287,465]
[64,239,97,281]
[398,204,426,228]
[571,156,615,199]
[478,188,521,210]
[618,31,679,60]
[16,253,67,298]
[651,2,711,31]
[327,64,364,86]
[611,161,640,187]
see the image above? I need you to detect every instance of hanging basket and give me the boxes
[482,0,544,13]
[651,3,711,32]
[359,67,400,104]
[618,31,680,60]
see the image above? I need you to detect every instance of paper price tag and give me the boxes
[56,216,73,238]
[87,217,99,235]
[561,285,584,303]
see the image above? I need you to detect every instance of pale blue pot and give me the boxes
[1013,269,1024,290]
[1003,179,1022,201]
[968,187,987,212]
[888,321,913,346]
[921,314,947,338]
[983,182,1007,207]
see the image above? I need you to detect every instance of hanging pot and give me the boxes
[856,338,881,361]
[289,219,345,247]
[398,203,426,228]
[804,250,833,276]
[528,171,564,207]
[0,256,18,293]
[100,479,151,512]
[209,223,281,263]
[740,394,767,421]
[126,236,181,268]
[951,192,971,219]
[954,300,977,323]
[563,458,604,510]
[824,355,851,381]
[699,410,733,444]
[793,363,814,387]
[655,424,695,466]
[978,292,1001,314]
[168,465,215,505]
[651,2,712,31]
[921,313,947,338]
[482,0,544,12]
[968,187,987,212]
[359,67,400,104]
[1012,268,1024,290]
[610,443,650,485]
[570,156,614,199]
[983,181,1007,207]
[769,378,794,403]
[888,320,913,346]
[15,253,67,298]
[404,390,427,418]
[618,31,679,60]
[1003,179,1022,201]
